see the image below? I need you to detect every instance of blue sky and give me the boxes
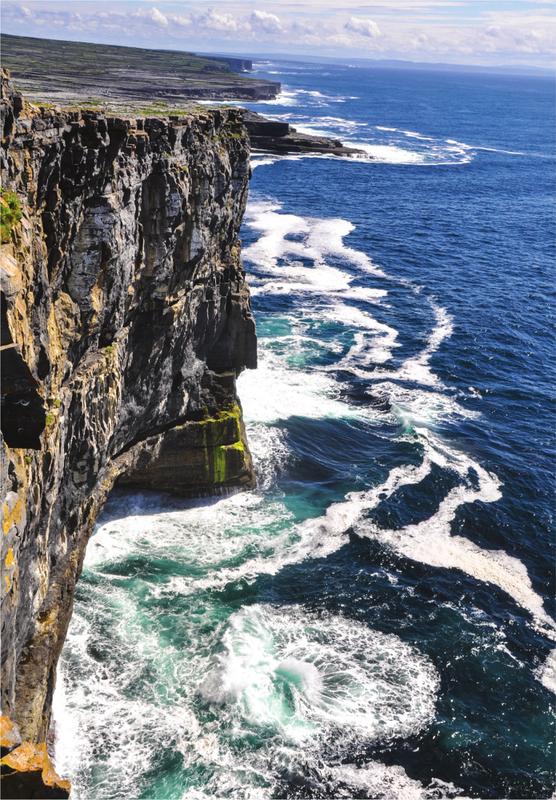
[2,1,555,67]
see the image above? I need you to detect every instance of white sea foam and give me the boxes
[239,346,361,424]
[262,89,301,106]
[250,156,278,170]
[372,297,454,387]
[243,201,384,277]
[242,201,402,365]
[243,192,556,642]
[53,586,204,800]
[373,382,480,427]
[257,87,355,109]
[200,604,439,744]
[55,518,441,799]
[354,142,428,164]
[446,138,527,157]
[294,122,345,139]
[326,763,465,799]
[327,306,400,364]
[537,649,556,693]
[191,453,433,591]
[354,429,555,633]
[403,130,435,141]
[86,488,294,576]
[345,130,474,166]
[212,373,553,636]
[304,115,367,131]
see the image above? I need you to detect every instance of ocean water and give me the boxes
[53,62,556,799]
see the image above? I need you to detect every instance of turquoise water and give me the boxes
[54,62,555,799]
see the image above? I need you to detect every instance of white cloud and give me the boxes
[2,1,555,67]
[173,14,192,29]
[132,7,168,28]
[195,9,240,33]
[250,10,283,34]
[345,16,381,39]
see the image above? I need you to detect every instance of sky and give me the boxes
[1,1,555,68]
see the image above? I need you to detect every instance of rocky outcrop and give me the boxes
[244,110,366,157]
[1,716,70,799]
[0,70,256,794]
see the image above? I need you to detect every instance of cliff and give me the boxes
[244,110,366,157]
[1,35,279,105]
[0,72,256,797]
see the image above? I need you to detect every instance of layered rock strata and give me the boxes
[0,71,256,796]
[244,110,366,157]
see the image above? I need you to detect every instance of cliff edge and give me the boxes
[0,71,256,797]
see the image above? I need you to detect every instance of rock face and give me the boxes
[244,110,366,157]
[0,71,256,793]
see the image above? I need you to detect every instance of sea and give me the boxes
[53,60,556,800]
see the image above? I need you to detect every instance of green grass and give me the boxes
[0,190,22,244]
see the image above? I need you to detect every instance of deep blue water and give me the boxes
[55,63,555,799]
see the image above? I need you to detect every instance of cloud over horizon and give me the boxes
[2,1,555,68]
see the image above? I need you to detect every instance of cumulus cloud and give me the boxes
[195,9,240,33]
[132,7,168,28]
[345,16,381,38]
[250,10,282,34]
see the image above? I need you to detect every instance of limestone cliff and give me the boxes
[0,71,256,796]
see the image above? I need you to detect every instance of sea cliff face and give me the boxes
[0,72,256,795]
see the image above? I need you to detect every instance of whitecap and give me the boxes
[250,156,278,170]
[402,129,435,141]
[238,346,363,425]
[326,762,466,800]
[536,649,556,693]
[353,142,427,165]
